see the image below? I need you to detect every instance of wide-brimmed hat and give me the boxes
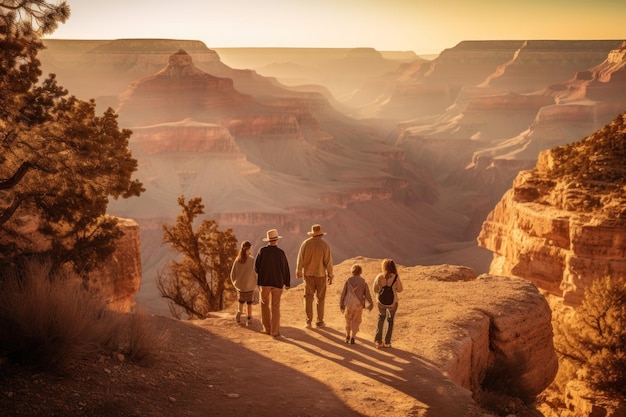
[307,224,326,237]
[263,228,282,242]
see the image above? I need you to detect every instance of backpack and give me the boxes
[344,282,362,308]
[378,275,397,306]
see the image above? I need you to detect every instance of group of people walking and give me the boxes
[230,224,403,348]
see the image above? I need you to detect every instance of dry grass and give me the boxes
[118,306,170,363]
[0,261,167,371]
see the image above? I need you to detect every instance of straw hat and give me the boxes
[263,228,282,242]
[307,224,326,237]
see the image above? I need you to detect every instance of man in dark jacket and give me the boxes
[255,229,291,337]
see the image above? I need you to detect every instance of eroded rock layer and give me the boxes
[478,113,626,305]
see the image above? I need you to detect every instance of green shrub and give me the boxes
[553,276,626,395]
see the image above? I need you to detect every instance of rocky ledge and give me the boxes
[478,113,626,305]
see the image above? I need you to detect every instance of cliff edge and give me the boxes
[478,113,626,305]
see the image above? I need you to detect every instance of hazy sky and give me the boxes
[48,0,626,54]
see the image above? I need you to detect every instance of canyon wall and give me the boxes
[39,39,626,315]
[478,113,626,305]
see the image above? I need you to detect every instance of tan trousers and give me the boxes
[260,286,283,337]
[303,275,327,323]
[344,305,364,337]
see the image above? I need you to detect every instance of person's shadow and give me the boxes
[278,326,479,416]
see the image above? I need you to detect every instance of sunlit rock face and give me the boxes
[131,119,241,155]
[478,114,626,305]
[0,214,141,313]
[454,92,555,141]
[117,50,256,126]
[350,261,557,402]
[87,218,143,312]
[392,40,626,244]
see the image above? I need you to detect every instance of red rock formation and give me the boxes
[0,214,141,313]
[40,39,222,101]
[391,263,557,400]
[117,50,255,126]
[478,114,626,305]
[130,119,241,155]
[87,218,143,312]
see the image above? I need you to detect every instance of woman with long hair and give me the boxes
[372,258,403,348]
[230,240,257,326]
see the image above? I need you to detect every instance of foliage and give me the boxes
[553,276,626,395]
[0,259,166,370]
[157,196,238,319]
[549,114,626,182]
[0,1,143,275]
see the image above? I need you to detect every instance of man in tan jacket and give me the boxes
[296,224,334,328]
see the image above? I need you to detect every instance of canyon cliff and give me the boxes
[40,39,626,317]
[478,113,626,305]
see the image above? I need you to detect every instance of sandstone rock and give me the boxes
[345,260,557,404]
[478,113,626,305]
[131,119,241,155]
[0,214,141,312]
[86,217,142,312]
[40,39,222,101]
[117,50,255,126]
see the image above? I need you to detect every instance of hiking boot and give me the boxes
[315,321,325,328]
[350,338,355,345]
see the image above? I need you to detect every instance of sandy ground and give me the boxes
[0,259,488,417]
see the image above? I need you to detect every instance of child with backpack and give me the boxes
[372,258,403,349]
[339,264,374,345]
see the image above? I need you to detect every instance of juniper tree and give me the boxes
[158,196,238,319]
[554,276,626,395]
[0,1,143,275]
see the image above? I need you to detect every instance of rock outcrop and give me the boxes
[40,39,222,102]
[406,265,557,399]
[117,50,256,126]
[86,218,143,312]
[0,215,141,312]
[478,113,626,305]
[329,259,557,411]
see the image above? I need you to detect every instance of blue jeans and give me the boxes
[375,303,398,344]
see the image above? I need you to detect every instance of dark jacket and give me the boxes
[255,244,291,288]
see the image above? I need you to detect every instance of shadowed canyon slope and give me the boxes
[40,39,626,314]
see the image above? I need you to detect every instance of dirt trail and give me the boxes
[1,261,486,417]
[180,282,484,417]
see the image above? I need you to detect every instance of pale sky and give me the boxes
[48,0,626,54]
